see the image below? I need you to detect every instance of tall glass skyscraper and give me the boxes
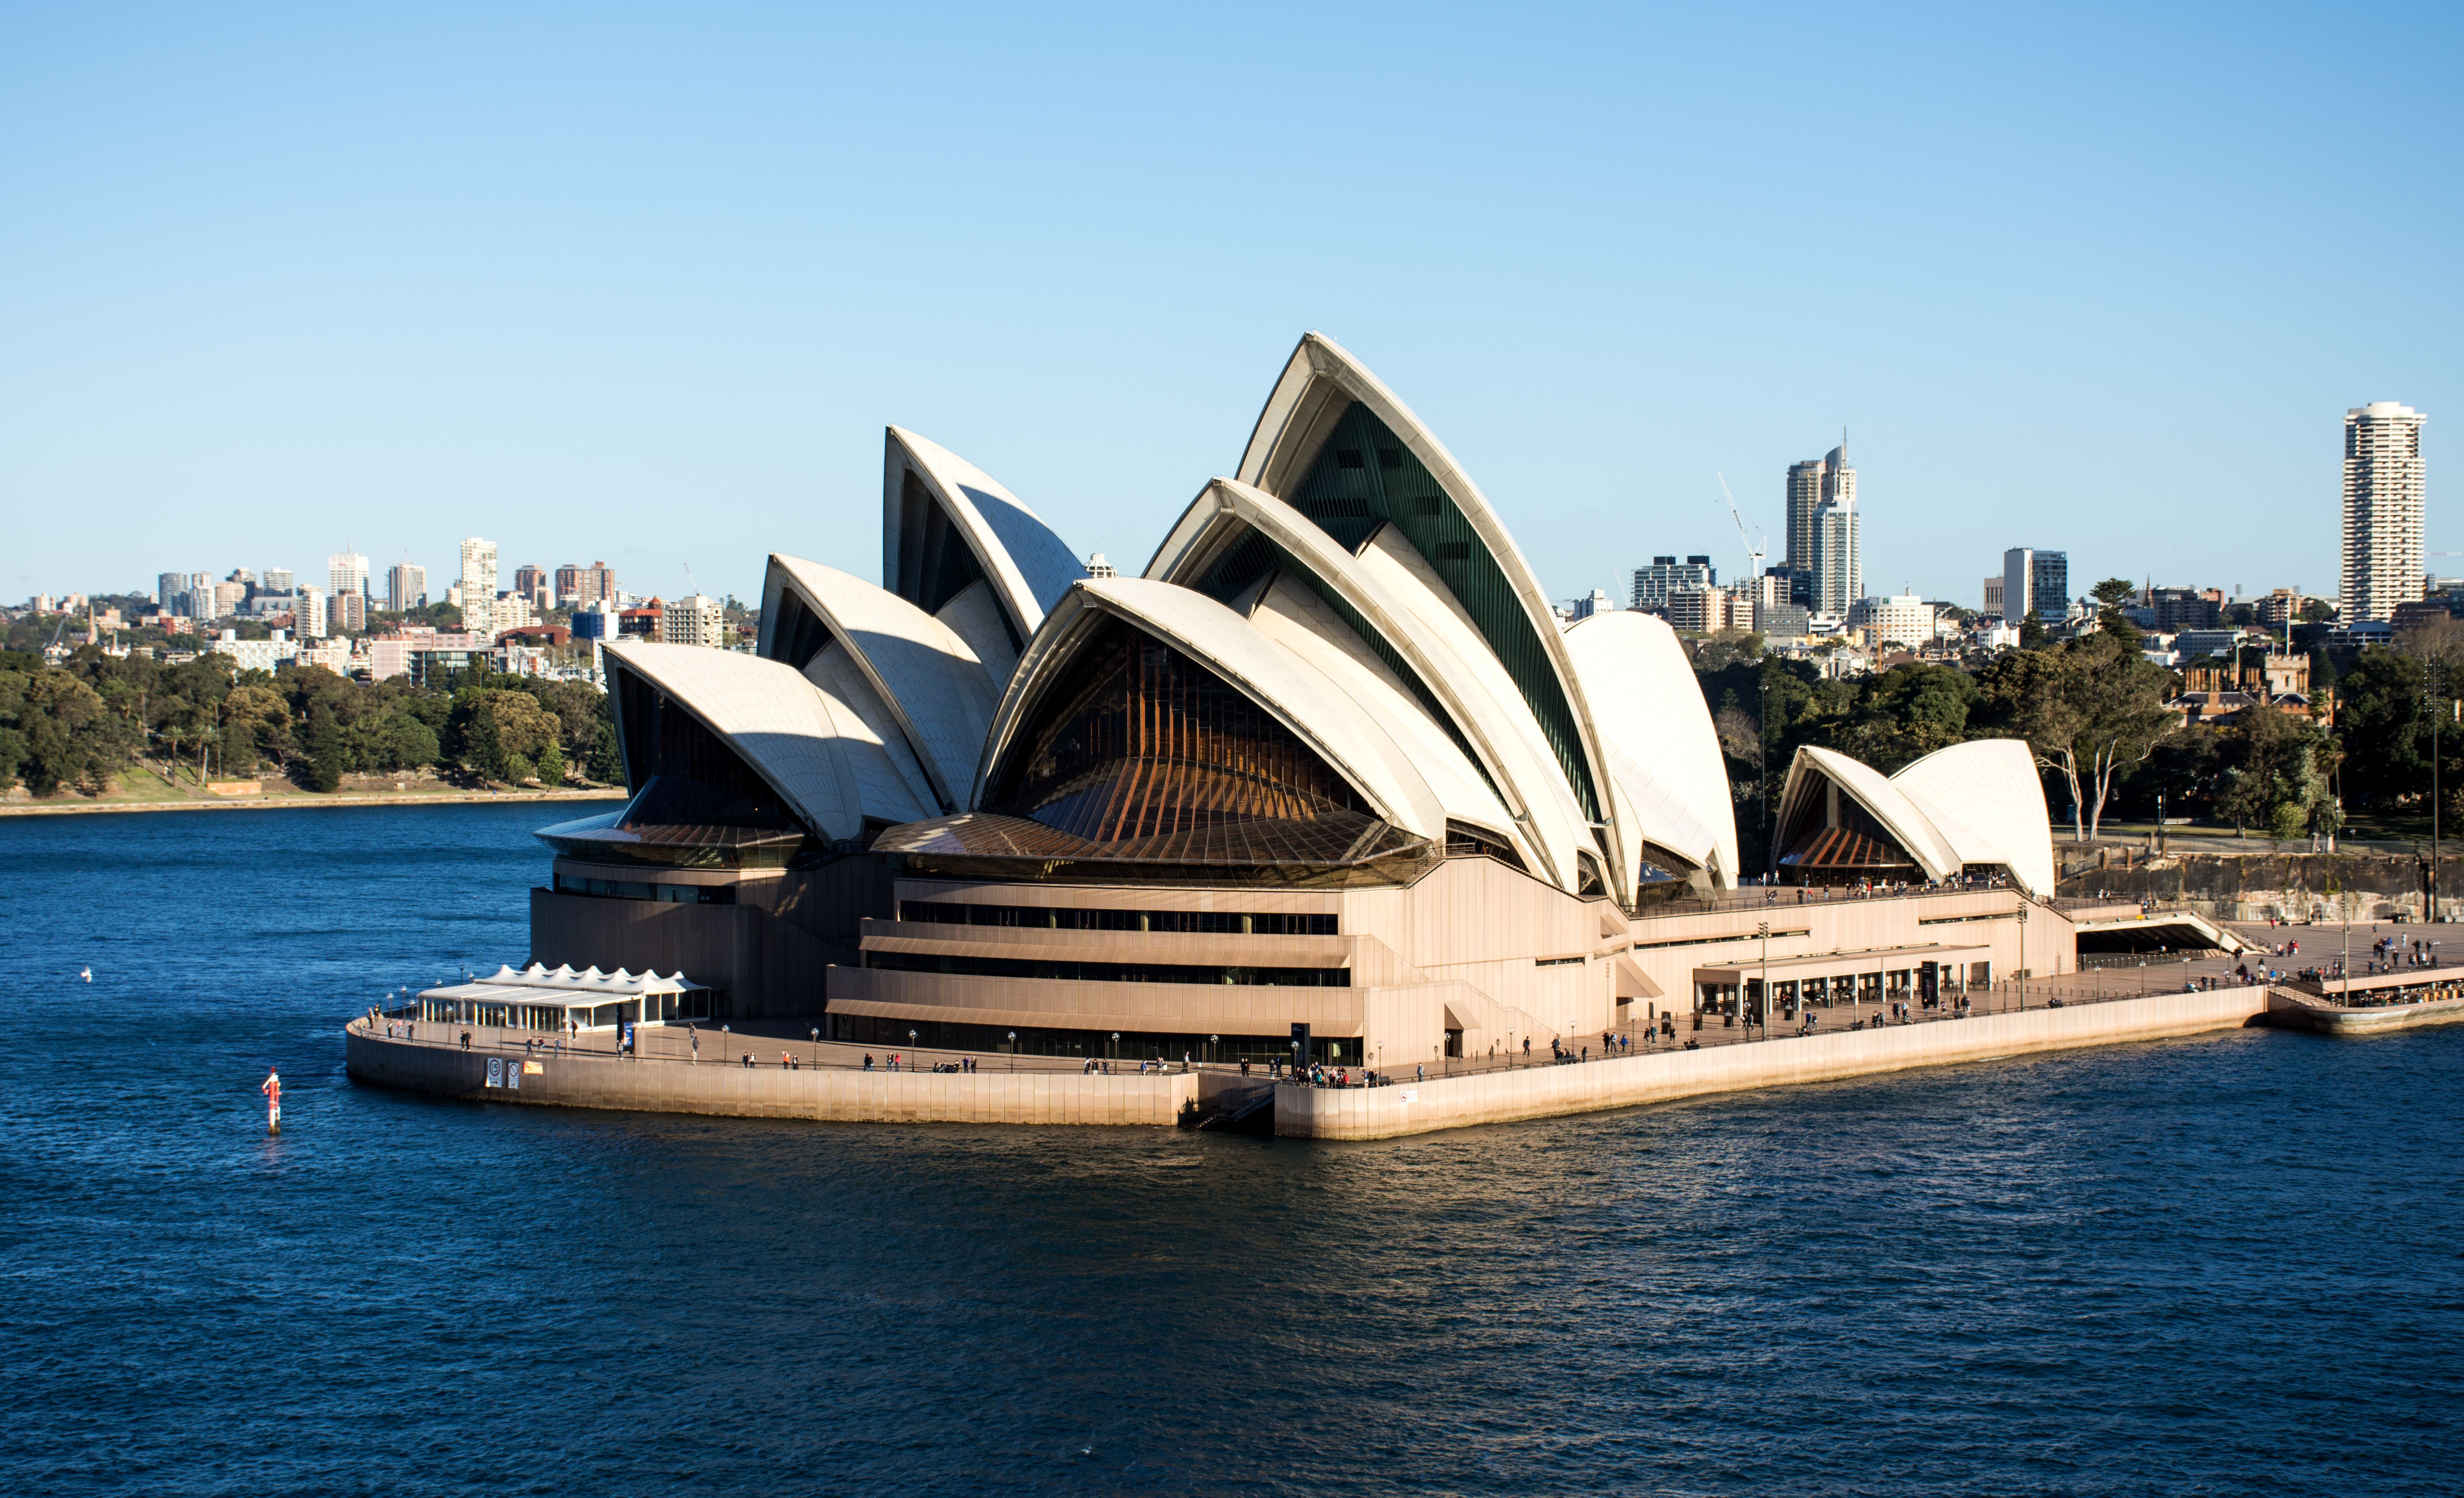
[1788,442,1858,616]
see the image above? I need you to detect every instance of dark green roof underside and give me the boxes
[1277,400,1601,822]
[1192,526,1505,813]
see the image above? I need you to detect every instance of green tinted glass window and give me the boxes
[1282,401,1601,820]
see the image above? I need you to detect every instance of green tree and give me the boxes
[2091,578,2138,637]
[1975,632,2176,840]
[1815,662,1978,774]
[2020,614,2049,650]
[2217,707,2334,842]
[535,739,567,785]
[299,700,343,792]
[219,684,293,774]
[457,688,562,782]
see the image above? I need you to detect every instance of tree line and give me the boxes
[1689,582,2387,868]
[0,644,620,797]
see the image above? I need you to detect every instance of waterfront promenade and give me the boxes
[346,953,2300,1136]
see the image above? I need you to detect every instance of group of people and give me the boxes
[2365,931,2442,974]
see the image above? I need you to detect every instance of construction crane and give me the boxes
[1716,473,1766,582]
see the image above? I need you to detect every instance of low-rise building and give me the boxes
[367,627,486,682]
[1664,586,1742,634]
[494,591,539,633]
[1846,593,1937,649]
[211,628,298,673]
[1755,601,1812,640]
[658,593,726,649]
[2173,628,2246,659]
[1632,556,1716,611]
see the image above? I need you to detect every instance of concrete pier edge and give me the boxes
[347,983,2460,1139]
[344,1027,1197,1127]
[1274,987,2277,1141]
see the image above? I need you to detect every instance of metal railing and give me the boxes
[1636,878,2027,920]
[349,1017,1192,1078]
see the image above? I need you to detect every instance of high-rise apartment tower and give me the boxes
[2001,548,2070,625]
[2341,401,2427,623]
[327,550,370,602]
[388,562,428,613]
[1812,491,1860,615]
[1786,442,1858,614]
[1785,443,1854,569]
[459,538,499,639]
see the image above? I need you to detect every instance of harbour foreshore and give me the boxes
[346,979,2316,1136]
[1278,986,2277,1140]
[2,786,626,817]
[343,1021,1199,1127]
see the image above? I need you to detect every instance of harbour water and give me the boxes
[2,803,2458,1495]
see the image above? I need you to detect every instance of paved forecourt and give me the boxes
[1277,985,2277,1140]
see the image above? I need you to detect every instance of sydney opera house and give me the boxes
[531,334,2074,1069]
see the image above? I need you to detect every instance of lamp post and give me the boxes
[1757,920,1771,1038]
[1007,1031,1016,1071]
[1210,1034,1220,1067]
[2016,904,2030,1013]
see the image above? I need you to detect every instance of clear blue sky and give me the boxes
[3,2,2456,613]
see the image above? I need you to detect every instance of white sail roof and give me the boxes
[976,578,1446,839]
[1562,610,1739,888]
[762,554,998,813]
[1231,331,1624,894]
[884,426,1083,646]
[1777,741,2054,894]
[604,641,877,842]
[1891,738,2057,896]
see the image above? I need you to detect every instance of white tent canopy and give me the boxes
[414,963,711,1030]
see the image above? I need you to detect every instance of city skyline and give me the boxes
[3,6,2455,613]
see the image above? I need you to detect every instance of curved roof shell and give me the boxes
[1562,610,1739,888]
[882,426,1082,650]
[1228,331,1623,893]
[603,641,892,843]
[974,577,1445,839]
[1776,742,2052,894]
[758,553,999,812]
[1778,745,1964,882]
[1889,738,2057,896]
[1241,573,1518,846]
[1144,478,1589,887]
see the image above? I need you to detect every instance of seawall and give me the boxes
[1276,987,2275,1141]
[344,1028,1197,1126]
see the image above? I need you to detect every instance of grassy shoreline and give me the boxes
[0,782,626,817]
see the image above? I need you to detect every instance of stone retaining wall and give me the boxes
[2060,851,2451,923]
[344,1028,1196,1127]
[1275,986,2275,1141]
